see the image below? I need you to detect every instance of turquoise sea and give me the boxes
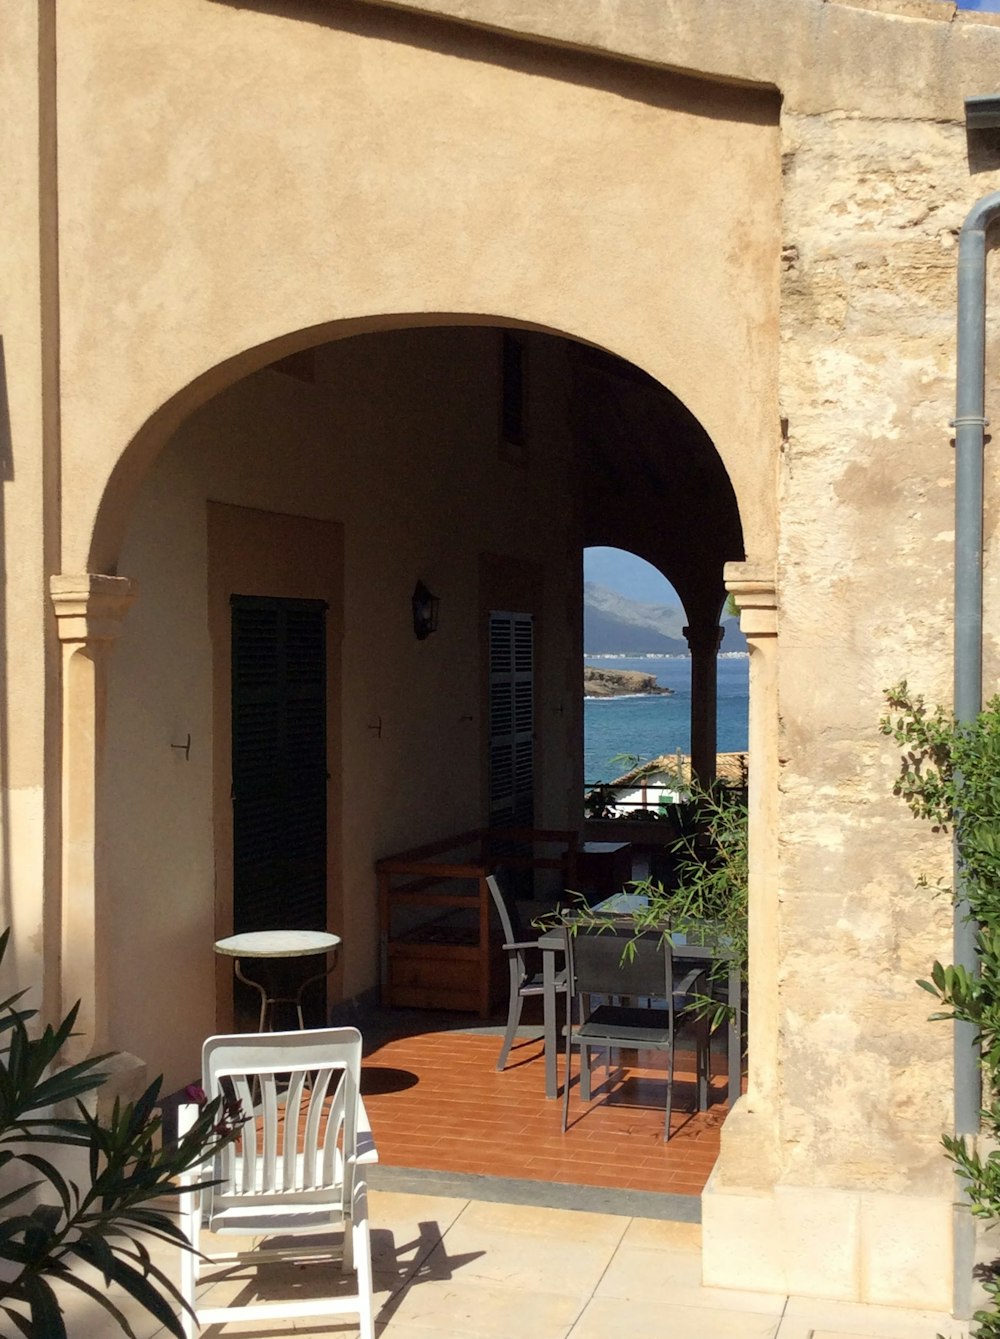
[584,655,750,783]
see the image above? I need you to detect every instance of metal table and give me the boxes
[214,930,342,1031]
[537,893,742,1107]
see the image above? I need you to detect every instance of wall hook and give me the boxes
[170,733,192,761]
[367,716,383,739]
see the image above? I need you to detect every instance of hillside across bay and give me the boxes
[584,581,746,655]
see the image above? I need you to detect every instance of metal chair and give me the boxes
[178,1026,377,1339]
[487,873,569,1071]
[561,925,709,1139]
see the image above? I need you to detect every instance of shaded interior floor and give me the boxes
[358,1003,732,1197]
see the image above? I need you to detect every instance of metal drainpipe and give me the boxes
[953,180,1000,1319]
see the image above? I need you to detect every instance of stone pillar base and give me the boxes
[702,1165,954,1311]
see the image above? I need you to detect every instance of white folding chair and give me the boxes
[177,1026,377,1338]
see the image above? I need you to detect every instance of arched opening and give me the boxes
[94,316,748,1198]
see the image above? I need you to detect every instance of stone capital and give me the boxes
[683,623,724,657]
[50,574,138,644]
[723,562,777,639]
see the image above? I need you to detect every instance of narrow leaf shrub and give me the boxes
[0,929,241,1338]
[882,683,1000,1338]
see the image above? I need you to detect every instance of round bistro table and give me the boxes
[214,930,342,1031]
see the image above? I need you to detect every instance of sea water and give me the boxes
[584,655,750,783]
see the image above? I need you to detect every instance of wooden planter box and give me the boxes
[376,827,577,1016]
[387,927,503,1013]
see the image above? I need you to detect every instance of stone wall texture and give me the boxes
[775,108,1000,1195]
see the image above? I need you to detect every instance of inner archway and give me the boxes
[583,545,749,796]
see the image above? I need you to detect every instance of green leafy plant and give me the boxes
[0,929,241,1338]
[583,783,622,820]
[631,782,748,1030]
[555,780,748,1032]
[881,682,1000,1338]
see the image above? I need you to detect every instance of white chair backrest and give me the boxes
[201,1026,362,1213]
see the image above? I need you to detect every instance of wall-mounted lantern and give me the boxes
[412,581,439,641]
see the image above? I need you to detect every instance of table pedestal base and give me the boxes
[232,954,339,1031]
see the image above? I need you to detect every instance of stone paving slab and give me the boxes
[43,1188,969,1339]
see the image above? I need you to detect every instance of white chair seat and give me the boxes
[208,1202,345,1234]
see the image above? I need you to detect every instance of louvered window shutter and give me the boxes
[488,612,534,827]
[231,595,328,934]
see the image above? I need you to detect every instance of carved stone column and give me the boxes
[701,562,780,1294]
[683,621,724,788]
[712,562,779,1182]
[50,574,137,1061]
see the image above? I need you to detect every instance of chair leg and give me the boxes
[561,1006,574,1132]
[178,1199,200,1339]
[354,1182,375,1339]
[580,1043,592,1102]
[496,973,524,1071]
[698,1017,710,1111]
[664,1036,676,1141]
[561,1053,571,1131]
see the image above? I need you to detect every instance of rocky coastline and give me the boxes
[583,665,674,698]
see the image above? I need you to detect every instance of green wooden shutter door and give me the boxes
[231,595,328,934]
[488,611,534,827]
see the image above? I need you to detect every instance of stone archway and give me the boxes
[58,319,766,1101]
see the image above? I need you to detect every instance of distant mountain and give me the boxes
[583,582,746,655]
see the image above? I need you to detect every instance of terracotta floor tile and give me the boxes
[361,1011,730,1197]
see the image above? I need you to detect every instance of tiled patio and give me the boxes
[57,1013,965,1339]
[52,1006,966,1339]
[359,1008,731,1196]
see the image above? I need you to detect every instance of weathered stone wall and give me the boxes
[704,99,1000,1306]
[774,110,1000,1196]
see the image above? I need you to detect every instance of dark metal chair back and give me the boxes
[486,869,526,948]
[562,922,705,1138]
[566,924,675,1019]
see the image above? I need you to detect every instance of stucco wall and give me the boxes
[50,0,780,579]
[362,0,1000,120]
[54,0,781,1089]
[0,4,50,1008]
[105,327,579,1088]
